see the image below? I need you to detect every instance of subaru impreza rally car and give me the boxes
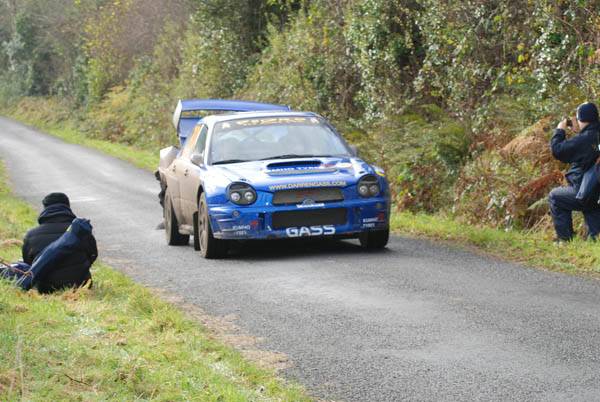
[157,99,390,258]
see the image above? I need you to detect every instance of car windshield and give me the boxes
[209,116,352,164]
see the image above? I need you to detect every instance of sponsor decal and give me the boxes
[374,166,386,178]
[216,117,322,133]
[234,117,318,127]
[271,164,335,170]
[362,213,385,224]
[267,166,338,176]
[362,217,380,223]
[269,180,347,191]
[296,202,325,209]
[232,220,258,231]
[268,164,337,174]
[285,225,336,237]
[361,213,386,229]
[270,166,312,172]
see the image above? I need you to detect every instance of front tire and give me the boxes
[164,191,189,246]
[197,192,227,258]
[359,228,389,249]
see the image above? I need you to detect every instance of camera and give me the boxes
[566,117,573,127]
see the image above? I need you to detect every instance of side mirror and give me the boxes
[350,145,358,155]
[190,153,204,167]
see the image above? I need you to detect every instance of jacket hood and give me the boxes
[38,203,76,224]
[582,121,599,134]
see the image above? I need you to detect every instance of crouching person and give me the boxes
[22,192,97,293]
[549,102,600,241]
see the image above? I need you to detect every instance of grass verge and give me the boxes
[0,161,310,401]
[392,211,600,277]
[2,98,598,278]
[1,98,157,172]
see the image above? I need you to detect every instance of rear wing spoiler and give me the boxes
[173,99,291,145]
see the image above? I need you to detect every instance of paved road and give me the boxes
[2,116,600,402]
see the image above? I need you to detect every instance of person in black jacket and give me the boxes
[549,102,600,241]
[22,192,97,293]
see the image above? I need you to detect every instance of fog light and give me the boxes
[227,182,258,205]
[244,191,255,203]
[357,175,380,198]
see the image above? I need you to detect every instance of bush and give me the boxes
[451,115,564,229]
[240,2,360,124]
[350,104,470,213]
[344,0,422,122]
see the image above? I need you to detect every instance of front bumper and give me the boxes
[208,197,390,240]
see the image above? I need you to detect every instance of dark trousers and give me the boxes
[548,186,600,240]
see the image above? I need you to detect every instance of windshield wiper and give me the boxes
[260,154,328,160]
[212,159,250,165]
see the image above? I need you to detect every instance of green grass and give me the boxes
[391,211,600,277]
[0,161,311,401]
[1,98,157,172]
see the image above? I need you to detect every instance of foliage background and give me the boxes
[1,0,599,234]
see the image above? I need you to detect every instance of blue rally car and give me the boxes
[156,99,390,258]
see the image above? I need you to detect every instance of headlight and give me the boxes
[357,175,380,198]
[227,182,257,205]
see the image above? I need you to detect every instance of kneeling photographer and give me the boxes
[549,102,600,241]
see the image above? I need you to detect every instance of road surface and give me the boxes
[2,116,600,402]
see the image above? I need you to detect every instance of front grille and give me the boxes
[272,187,344,205]
[272,208,347,229]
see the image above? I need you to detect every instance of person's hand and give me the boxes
[557,118,569,131]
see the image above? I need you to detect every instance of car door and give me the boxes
[170,127,200,225]
[179,124,209,224]
[163,148,182,218]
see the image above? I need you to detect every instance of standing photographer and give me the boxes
[549,102,600,241]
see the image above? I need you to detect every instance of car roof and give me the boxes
[173,99,291,129]
[174,99,293,146]
[178,111,326,147]
[200,110,322,125]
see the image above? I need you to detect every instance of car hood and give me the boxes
[210,157,376,191]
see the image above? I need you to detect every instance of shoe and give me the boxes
[552,237,568,246]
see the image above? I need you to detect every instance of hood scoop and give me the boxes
[265,160,337,175]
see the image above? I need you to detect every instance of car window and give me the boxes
[210,116,351,164]
[180,125,201,159]
[193,125,208,156]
